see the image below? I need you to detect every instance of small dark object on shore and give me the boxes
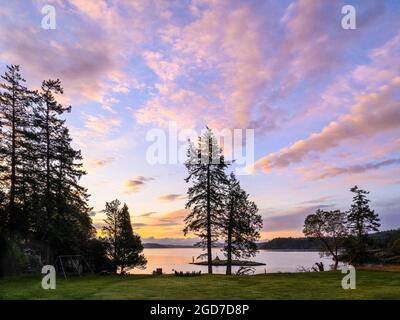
[311,262,324,272]
[236,266,256,275]
[152,268,163,275]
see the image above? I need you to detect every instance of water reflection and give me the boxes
[130,248,337,274]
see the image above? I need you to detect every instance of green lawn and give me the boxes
[0,270,399,300]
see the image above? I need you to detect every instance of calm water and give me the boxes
[130,248,337,274]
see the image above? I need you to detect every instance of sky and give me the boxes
[0,0,399,244]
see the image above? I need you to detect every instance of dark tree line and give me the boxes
[0,65,146,276]
[258,237,323,250]
[0,65,93,275]
[184,128,262,275]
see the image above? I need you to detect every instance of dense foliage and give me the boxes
[258,237,323,250]
[184,128,262,274]
[302,186,397,267]
[222,173,262,274]
[0,65,94,276]
[344,186,381,264]
[184,128,230,273]
[303,209,348,270]
[102,200,146,274]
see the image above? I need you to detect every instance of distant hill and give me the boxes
[257,229,400,250]
[143,243,194,248]
[143,242,224,248]
[144,239,322,250]
[257,237,322,250]
[369,229,400,249]
[143,230,400,250]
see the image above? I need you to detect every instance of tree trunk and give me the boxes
[113,237,118,274]
[45,97,51,263]
[226,199,233,275]
[206,164,212,274]
[333,258,339,271]
[226,227,232,275]
[46,240,51,265]
[9,87,17,236]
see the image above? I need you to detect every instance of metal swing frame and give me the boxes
[54,255,94,279]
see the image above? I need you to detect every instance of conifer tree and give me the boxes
[0,65,36,235]
[345,185,380,263]
[223,173,262,275]
[35,79,72,260]
[117,204,146,274]
[348,186,380,238]
[102,200,146,273]
[0,64,94,271]
[103,199,121,273]
[184,128,229,273]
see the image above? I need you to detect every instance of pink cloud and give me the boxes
[83,114,121,134]
[0,0,163,111]
[255,77,400,172]
[136,0,274,129]
[159,194,186,202]
[311,158,400,180]
[123,176,155,194]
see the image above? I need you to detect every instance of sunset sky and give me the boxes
[1,0,399,244]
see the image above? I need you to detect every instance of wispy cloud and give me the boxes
[123,176,154,194]
[139,211,157,217]
[159,194,186,202]
[313,158,400,180]
[255,74,400,172]
[262,204,336,233]
[84,114,121,134]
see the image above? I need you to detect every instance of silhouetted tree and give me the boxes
[184,128,229,273]
[118,204,146,273]
[0,190,6,277]
[344,186,380,264]
[103,200,120,273]
[34,79,72,261]
[223,173,262,275]
[303,209,348,270]
[0,65,93,270]
[85,238,112,273]
[0,65,36,236]
[102,200,146,273]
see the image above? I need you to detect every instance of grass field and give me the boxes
[0,270,399,300]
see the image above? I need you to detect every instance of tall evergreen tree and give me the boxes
[348,186,380,238]
[102,200,146,274]
[102,199,121,273]
[48,127,93,258]
[117,204,146,274]
[35,79,71,261]
[223,173,262,275]
[0,65,36,236]
[345,185,380,263]
[184,128,229,273]
[0,64,94,272]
